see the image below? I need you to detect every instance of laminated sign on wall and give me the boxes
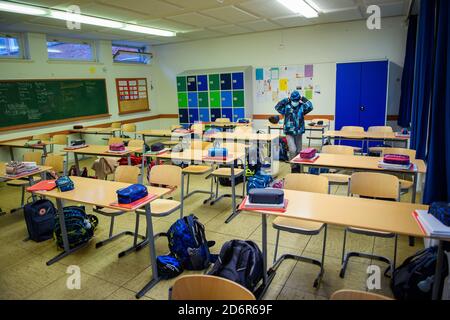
[255,64,315,104]
[116,78,149,114]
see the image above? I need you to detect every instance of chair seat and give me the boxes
[211,168,244,177]
[183,165,212,174]
[162,141,180,146]
[137,199,180,216]
[273,217,324,234]
[320,173,350,184]
[400,179,414,189]
[348,227,394,238]
[7,176,42,186]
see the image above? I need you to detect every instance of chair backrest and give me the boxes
[52,134,68,146]
[111,122,121,129]
[191,123,205,134]
[150,165,182,188]
[32,133,51,141]
[234,126,253,134]
[349,172,400,201]
[284,173,329,194]
[368,126,393,133]
[23,151,43,163]
[215,118,231,123]
[321,145,355,155]
[381,147,416,159]
[108,137,125,145]
[122,123,136,133]
[127,139,144,149]
[330,289,393,300]
[190,141,212,150]
[341,126,364,132]
[114,166,140,184]
[44,154,65,173]
[171,124,183,130]
[171,275,255,300]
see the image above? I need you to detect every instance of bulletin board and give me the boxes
[116,78,150,115]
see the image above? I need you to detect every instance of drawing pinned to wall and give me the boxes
[305,64,314,77]
[256,68,264,81]
[279,78,288,91]
[270,67,279,80]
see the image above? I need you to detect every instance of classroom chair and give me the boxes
[367,126,394,155]
[119,165,184,258]
[6,151,44,207]
[319,145,354,187]
[50,134,68,155]
[108,137,125,145]
[380,147,417,194]
[171,124,183,130]
[340,172,400,279]
[122,123,137,139]
[94,166,145,249]
[233,126,253,134]
[182,141,214,201]
[272,173,329,288]
[330,289,393,300]
[340,126,364,152]
[206,143,246,218]
[111,122,121,129]
[44,154,66,175]
[32,133,51,141]
[170,275,255,300]
[215,118,231,123]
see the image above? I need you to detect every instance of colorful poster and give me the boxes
[279,78,288,91]
[305,89,313,100]
[270,67,279,80]
[256,68,264,80]
[305,64,314,77]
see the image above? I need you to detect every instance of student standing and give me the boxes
[275,90,314,159]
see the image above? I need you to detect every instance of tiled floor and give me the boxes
[0,156,423,300]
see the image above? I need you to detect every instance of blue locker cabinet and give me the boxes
[188,108,199,123]
[221,108,233,121]
[232,72,244,90]
[179,109,189,124]
[233,108,245,121]
[220,73,232,90]
[197,75,208,91]
[188,92,198,108]
[221,91,233,107]
[210,108,222,122]
[187,76,197,92]
[199,108,210,122]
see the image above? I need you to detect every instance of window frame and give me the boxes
[46,36,97,62]
[0,32,26,60]
[112,43,152,65]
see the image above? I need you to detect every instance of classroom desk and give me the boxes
[151,147,246,223]
[240,189,429,299]
[268,123,330,148]
[64,145,142,175]
[137,129,191,141]
[0,163,53,213]
[30,176,171,298]
[291,153,426,204]
[70,127,121,138]
[323,130,410,149]
[0,139,53,164]
[204,121,252,131]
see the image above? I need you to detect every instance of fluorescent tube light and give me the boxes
[277,0,319,18]
[0,1,47,16]
[122,24,176,37]
[50,10,125,29]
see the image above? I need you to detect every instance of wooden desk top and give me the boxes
[152,148,246,164]
[204,122,252,127]
[0,163,52,180]
[269,123,327,130]
[31,176,171,212]
[291,153,426,174]
[71,128,120,134]
[208,132,279,142]
[324,130,409,140]
[64,145,142,156]
[0,139,53,148]
[137,129,190,137]
[244,189,428,238]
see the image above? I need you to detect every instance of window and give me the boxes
[47,37,95,61]
[112,43,152,64]
[0,33,23,58]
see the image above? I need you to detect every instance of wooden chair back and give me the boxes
[114,166,140,184]
[322,145,355,155]
[349,172,400,201]
[150,165,182,188]
[284,173,329,194]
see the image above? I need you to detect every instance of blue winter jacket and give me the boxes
[275,96,313,135]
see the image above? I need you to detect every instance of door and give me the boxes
[188,108,199,124]
[232,72,244,90]
[177,76,187,92]
[233,108,245,122]
[232,90,244,107]
[335,62,362,130]
[179,109,189,124]
[221,108,233,121]
[187,76,197,92]
[220,73,232,90]
[221,91,232,107]
[198,92,209,108]
[209,74,220,91]
[178,92,188,108]
[210,108,221,122]
[199,108,210,122]
[210,91,221,108]
[197,75,208,91]
[188,92,198,108]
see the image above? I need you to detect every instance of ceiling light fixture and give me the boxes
[277,0,319,18]
[0,0,176,37]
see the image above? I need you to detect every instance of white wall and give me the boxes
[152,16,408,130]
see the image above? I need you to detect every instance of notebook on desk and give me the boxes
[413,210,450,237]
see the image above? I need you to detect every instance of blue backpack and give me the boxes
[167,214,215,270]
[247,173,273,194]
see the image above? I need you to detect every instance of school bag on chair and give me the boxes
[23,199,56,242]
[208,239,264,293]
[167,214,216,270]
[53,206,98,249]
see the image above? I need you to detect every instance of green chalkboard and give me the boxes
[0,79,109,131]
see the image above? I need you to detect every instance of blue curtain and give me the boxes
[410,0,436,160]
[398,15,417,128]
[423,0,450,204]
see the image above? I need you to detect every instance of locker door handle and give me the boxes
[360,106,365,111]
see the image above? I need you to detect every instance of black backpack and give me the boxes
[208,240,263,292]
[391,245,449,300]
[23,199,56,242]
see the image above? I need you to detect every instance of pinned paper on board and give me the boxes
[270,67,279,80]
[256,68,264,81]
[305,64,314,77]
[279,78,288,91]
[305,90,313,100]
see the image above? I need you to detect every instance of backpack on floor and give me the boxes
[23,199,56,242]
[167,214,215,270]
[279,137,289,161]
[53,206,98,249]
[246,173,273,194]
[208,240,263,292]
[391,245,449,300]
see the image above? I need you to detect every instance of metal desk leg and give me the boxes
[224,161,239,224]
[9,146,14,161]
[74,153,80,176]
[432,240,445,300]
[409,172,419,247]
[46,198,88,265]
[42,145,48,165]
[136,202,160,299]
[139,156,146,185]
[127,154,131,166]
